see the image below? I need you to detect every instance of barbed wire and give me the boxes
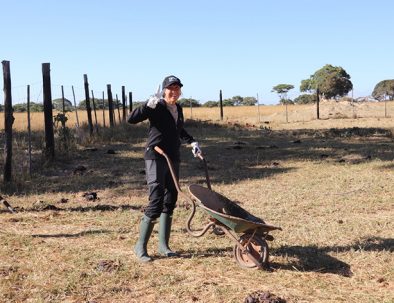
[0,82,125,105]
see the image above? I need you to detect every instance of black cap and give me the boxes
[162,75,183,89]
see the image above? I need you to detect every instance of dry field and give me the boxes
[2,100,394,132]
[0,102,393,302]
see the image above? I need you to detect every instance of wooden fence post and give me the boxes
[129,92,133,113]
[107,84,114,127]
[102,91,106,128]
[91,90,99,133]
[27,85,32,177]
[61,85,65,115]
[316,88,320,120]
[71,85,80,128]
[83,74,94,135]
[42,63,55,160]
[219,89,223,121]
[116,94,121,123]
[285,103,289,123]
[257,93,261,122]
[2,60,13,183]
[122,86,126,121]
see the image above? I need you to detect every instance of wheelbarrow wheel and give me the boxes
[233,234,269,269]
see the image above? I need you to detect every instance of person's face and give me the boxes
[164,84,181,105]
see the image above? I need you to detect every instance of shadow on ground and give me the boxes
[1,121,393,196]
[271,236,393,277]
[0,203,142,214]
[31,229,112,238]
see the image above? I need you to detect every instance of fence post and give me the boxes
[102,91,106,128]
[257,93,261,122]
[61,85,65,115]
[122,86,126,121]
[316,88,320,120]
[107,84,114,127]
[116,94,121,123]
[27,85,32,177]
[2,60,13,183]
[129,92,133,113]
[285,103,288,123]
[219,89,223,120]
[42,63,55,160]
[83,74,94,135]
[71,85,80,128]
[91,90,99,133]
[384,97,387,118]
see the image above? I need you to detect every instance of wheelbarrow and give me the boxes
[154,146,282,269]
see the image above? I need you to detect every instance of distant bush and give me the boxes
[294,94,317,104]
[177,98,201,108]
[53,98,74,112]
[78,99,118,110]
[13,102,44,112]
[203,101,219,107]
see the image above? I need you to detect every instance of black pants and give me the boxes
[144,158,179,219]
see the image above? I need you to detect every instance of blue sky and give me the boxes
[1,0,394,105]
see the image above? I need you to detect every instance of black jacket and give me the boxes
[127,100,195,161]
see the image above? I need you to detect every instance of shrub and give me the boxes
[294,94,317,104]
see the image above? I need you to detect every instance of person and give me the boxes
[127,75,202,262]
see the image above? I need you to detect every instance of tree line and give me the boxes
[2,64,394,113]
[3,95,260,113]
[272,64,394,104]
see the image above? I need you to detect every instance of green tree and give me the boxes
[294,94,317,104]
[53,98,73,112]
[0,104,4,112]
[203,101,218,107]
[272,84,294,104]
[241,96,257,106]
[177,98,201,107]
[300,64,353,99]
[79,99,111,109]
[13,102,45,112]
[372,79,394,101]
[30,102,44,112]
[231,95,243,106]
[13,104,27,112]
[222,98,235,106]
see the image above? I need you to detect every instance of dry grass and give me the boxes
[2,100,394,132]
[0,103,393,302]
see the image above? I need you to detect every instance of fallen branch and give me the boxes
[0,196,16,213]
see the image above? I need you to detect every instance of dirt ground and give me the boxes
[0,104,393,302]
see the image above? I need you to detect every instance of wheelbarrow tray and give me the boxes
[188,184,281,234]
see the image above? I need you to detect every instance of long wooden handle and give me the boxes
[153,146,184,197]
[197,154,211,190]
[154,146,164,155]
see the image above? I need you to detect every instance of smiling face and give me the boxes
[163,84,182,105]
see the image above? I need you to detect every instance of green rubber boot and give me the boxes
[158,213,179,257]
[134,215,155,262]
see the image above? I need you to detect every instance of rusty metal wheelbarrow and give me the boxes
[154,146,282,269]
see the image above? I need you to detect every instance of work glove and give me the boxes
[147,85,161,109]
[191,142,202,157]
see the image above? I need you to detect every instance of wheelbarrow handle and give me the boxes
[197,153,211,190]
[154,145,165,156]
[153,146,192,204]
[154,146,216,237]
[153,146,180,192]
